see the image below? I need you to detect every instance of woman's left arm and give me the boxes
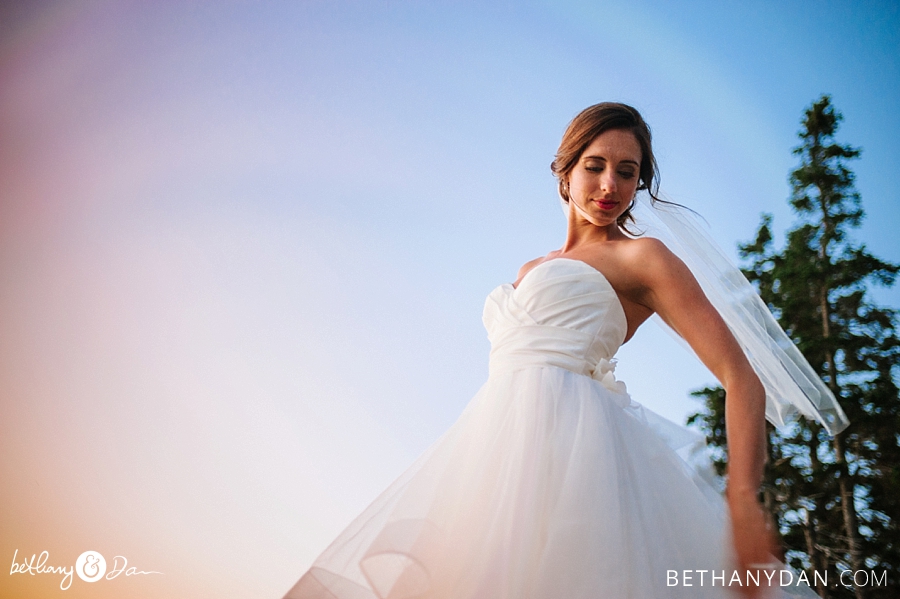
[629,238,774,593]
[632,238,766,495]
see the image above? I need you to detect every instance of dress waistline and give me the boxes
[488,353,626,395]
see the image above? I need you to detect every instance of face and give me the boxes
[565,128,642,227]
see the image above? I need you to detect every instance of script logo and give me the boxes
[9,549,160,590]
[75,551,106,582]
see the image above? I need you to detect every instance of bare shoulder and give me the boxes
[621,236,679,269]
[516,255,550,280]
[618,236,696,292]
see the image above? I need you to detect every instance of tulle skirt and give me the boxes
[283,366,812,599]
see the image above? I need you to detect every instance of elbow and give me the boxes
[723,365,766,407]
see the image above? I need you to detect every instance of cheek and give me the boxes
[621,176,640,194]
[570,174,595,193]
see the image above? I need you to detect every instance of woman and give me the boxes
[283,103,840,598]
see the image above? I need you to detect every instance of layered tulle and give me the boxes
[286,366,748,598]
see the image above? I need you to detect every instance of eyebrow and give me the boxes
[582,155,640,166]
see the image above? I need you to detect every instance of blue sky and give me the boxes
[1,1,897,596]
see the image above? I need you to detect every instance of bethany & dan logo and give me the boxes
[9,549,161,590]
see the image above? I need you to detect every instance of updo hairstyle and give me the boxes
[551,102,661,230]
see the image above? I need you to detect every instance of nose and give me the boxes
[600,170,617,193]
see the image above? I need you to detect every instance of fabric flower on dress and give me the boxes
[591,357,628,395]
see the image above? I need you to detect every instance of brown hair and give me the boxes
[551,102,661,230]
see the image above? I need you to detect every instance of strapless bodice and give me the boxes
[483,258,629,392]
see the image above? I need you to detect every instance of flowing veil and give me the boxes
[628,193,849,435]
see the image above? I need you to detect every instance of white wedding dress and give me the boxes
[284,258,816,598]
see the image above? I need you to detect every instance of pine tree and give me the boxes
[688,95,899,598]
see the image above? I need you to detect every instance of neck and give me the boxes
[561,202,624,252]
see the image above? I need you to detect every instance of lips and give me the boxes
[596,200,618,210]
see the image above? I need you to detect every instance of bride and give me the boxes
[282,103,844,598]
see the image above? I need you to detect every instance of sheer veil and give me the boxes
[622,194,848,435]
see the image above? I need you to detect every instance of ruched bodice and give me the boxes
[483,258,629,391]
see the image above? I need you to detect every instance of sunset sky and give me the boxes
[1,1,897,597]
